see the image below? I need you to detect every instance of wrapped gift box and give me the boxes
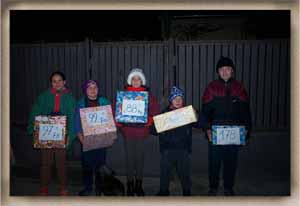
[80,105,117,151]
[153,105,197,133]
[34,115,67,149]
[212,125,246,145]
[115,91,149,123]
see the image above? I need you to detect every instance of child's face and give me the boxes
[131,76,142,88]
[171,96,183,109]
[51,74,66,91]
[86,83,99,100]
[218,66,234,82]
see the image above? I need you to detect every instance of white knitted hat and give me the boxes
[127,68,146,86]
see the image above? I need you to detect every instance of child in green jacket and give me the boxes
[27,71,76,195]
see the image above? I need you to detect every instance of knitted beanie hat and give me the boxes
[216,56,235,72]
[81,80,99,95]
[169,86,184,102]
[127,68,146,86]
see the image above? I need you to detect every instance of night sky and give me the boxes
[10,10,290,43]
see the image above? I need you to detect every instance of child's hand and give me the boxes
[78,133,84,145]
[206,130,212,142]
[65,135,69,146]
[136,96,144,100]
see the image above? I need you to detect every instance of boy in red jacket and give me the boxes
[115,68,159,196]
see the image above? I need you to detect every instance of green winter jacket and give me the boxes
[27,88,76,149]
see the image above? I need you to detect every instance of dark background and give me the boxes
[11,10,290,43]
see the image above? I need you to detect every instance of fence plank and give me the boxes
[263,43,273,127]
[249,43,259,127]
[186,45,193,106]
[178,44,186,93]
[192,45,200,111]
[256,43,266,128]
[200,45,208,107]
[271,42,281,127]
[207,45,215,82]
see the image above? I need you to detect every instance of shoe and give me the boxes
[156,190,170,196]
[207,188,218,196]
[224,188,235,196]
[59,185,68,196]
[95,171,103,196]
[38,186,48,196]
[59,189,68,196]
[135,179,145,196]
[126,180,135,196]
[183,190,191,196]
[78,187,93,196]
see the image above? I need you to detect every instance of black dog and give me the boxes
[95,165,125,196]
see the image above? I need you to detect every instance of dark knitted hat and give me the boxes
[216,56,235,72]
[81,80,99,95]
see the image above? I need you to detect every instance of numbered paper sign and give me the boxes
[122,99,145,116]
[39,124,64,141]
[34,115,67,149]
[212,125,246,145]
[86,110,110,126]
[115,91,149,123]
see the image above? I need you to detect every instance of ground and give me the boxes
[10,129,290,196]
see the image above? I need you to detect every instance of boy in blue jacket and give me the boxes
[156,86,192,196]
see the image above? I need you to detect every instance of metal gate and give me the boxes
[11,39,290,129]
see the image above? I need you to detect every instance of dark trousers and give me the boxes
[81,148,106,190]
[40,149,66,188]
[208,145,239,190]
[160,150,191,192]
[124,138,145,182]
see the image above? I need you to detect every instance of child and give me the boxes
[74,80,111,196]
[27,71,76,195]
[156,86,192,196]
[115,68,159,196]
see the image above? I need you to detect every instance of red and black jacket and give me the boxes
[201,77,252,131]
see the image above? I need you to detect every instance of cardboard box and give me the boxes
[115,91,149,123]
[34,115,67,149]
[212,125,246,145]
[80,105,117,151]
[153,105,197,133]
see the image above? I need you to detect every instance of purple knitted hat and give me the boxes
[82,80,99,95]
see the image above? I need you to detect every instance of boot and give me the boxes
[38,186,48,196]
[224,188,235,196]
[95,171,103,196]
[59,185,68,196]
[183,189,191,196]
[207,188,218,196]
[79,168,94,196]
[156,190,170,196]
[78,187,93,196]
[135,179,145,196]
[126,180,135,196]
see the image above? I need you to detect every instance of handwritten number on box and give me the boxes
[216,127,241,145]
[86,111,109,126]
[122,99,145,116]
[39,124,64,141]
